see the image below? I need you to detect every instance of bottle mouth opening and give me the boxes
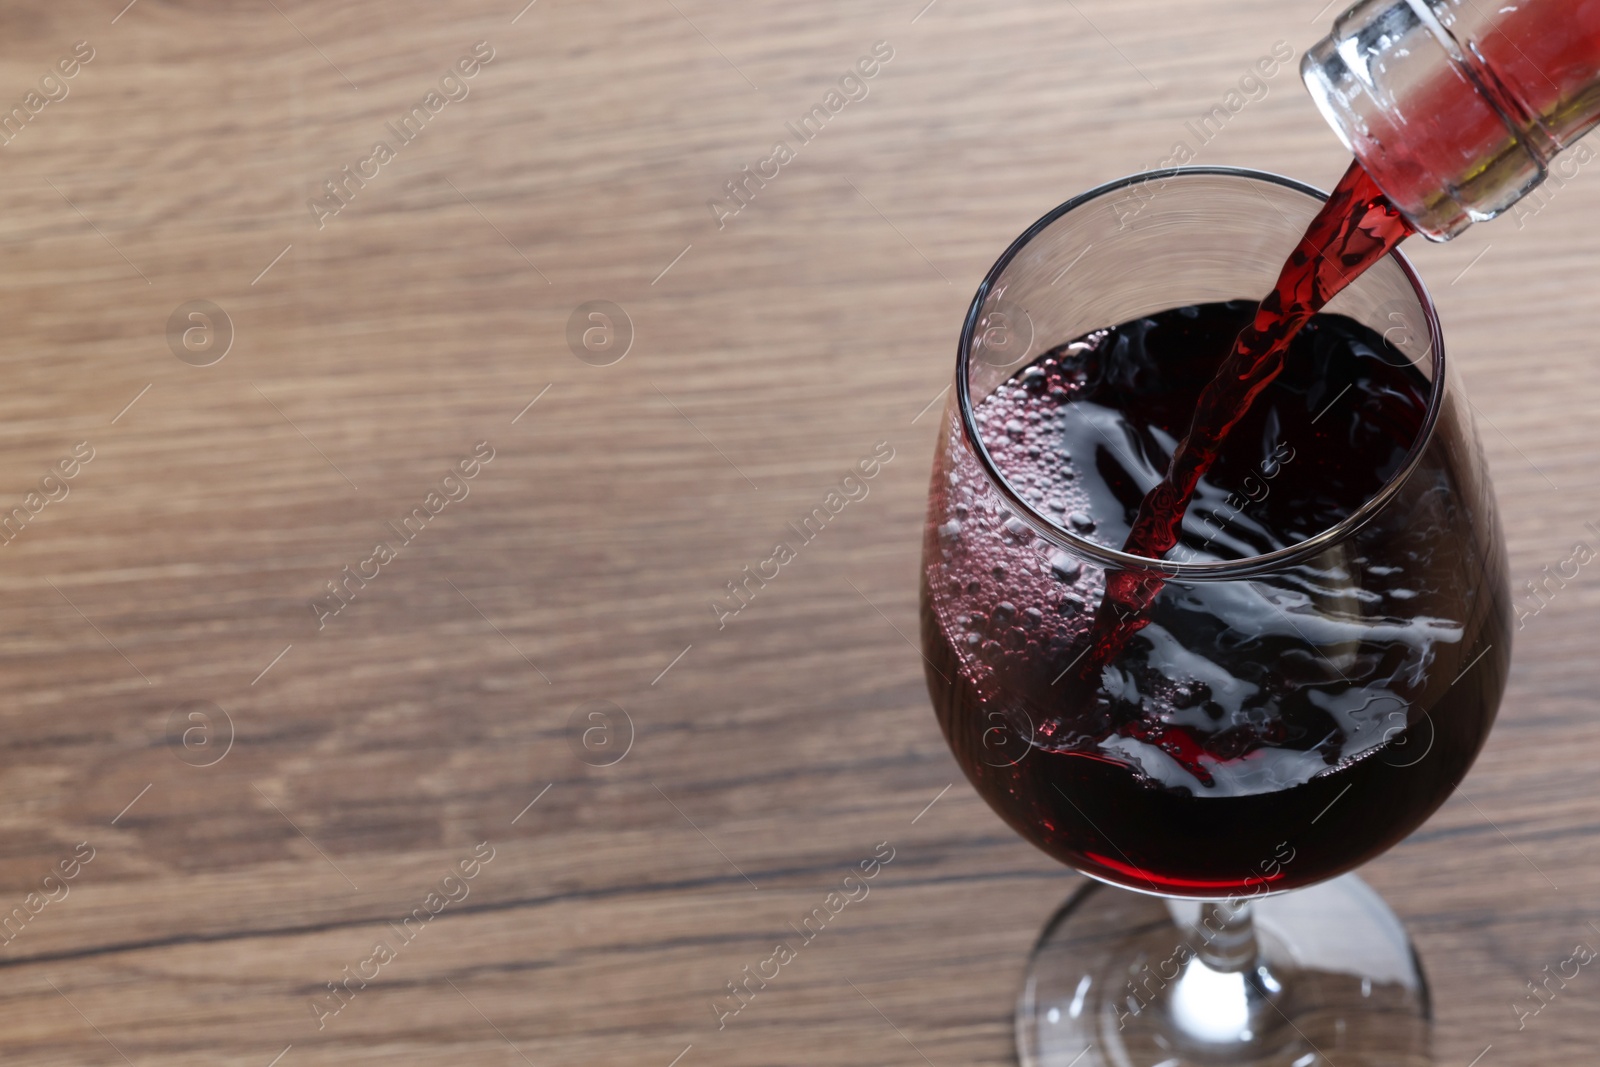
[1299,34,1467,242]
[955,166,1446,583]
[1298,2,1550,241]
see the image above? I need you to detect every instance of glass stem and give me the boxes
[1193,898,1258,974]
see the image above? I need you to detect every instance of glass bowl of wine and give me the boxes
[920,167,1510,1066]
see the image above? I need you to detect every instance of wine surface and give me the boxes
[921,301,1508,896]
[1089,162,1416,666]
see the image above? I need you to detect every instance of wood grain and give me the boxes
[0,0,1592,1063]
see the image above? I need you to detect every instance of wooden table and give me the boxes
[0,0,1593,1063]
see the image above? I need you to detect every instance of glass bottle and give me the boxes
[1303,0,1600,238]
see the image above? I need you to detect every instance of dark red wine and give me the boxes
[921,301,1509,896]
[1089,162,1416,665]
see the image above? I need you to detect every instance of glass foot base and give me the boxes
[1017,875,1431,1067]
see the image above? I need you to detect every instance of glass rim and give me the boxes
[956,165,1447,581]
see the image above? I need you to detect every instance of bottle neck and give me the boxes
[1303,0,1600,239]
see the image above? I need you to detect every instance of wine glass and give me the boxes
[920,167,1510,1066]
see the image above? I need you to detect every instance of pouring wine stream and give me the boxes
[1077,160,1416,675]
